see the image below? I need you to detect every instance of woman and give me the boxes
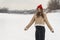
[24,4,54,40]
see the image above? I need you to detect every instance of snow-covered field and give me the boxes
[0,12,60,40]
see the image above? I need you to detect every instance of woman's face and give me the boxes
[37,8,41,12]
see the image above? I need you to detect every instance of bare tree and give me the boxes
[47,0,60,11]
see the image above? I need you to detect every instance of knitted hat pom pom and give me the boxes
[37,4,43,10]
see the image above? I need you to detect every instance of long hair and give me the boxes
[36,9,44,18]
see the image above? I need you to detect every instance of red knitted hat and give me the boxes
[37,4,43,9]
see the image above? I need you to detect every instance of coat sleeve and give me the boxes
[44,14,53,31]
[25,14,35,29]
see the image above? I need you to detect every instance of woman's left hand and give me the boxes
[51,29,54,33]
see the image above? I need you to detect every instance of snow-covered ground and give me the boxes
[0,12,60,40]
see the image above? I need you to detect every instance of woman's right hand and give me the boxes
[24,28,28,31]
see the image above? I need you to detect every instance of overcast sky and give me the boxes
[0,0,49,10]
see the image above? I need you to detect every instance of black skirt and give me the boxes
[35,26,45,40]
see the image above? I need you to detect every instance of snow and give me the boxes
[0,12,60,40]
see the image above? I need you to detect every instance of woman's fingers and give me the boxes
[51,29,54,33]
[24,28,28,31]
[52,30,54,33]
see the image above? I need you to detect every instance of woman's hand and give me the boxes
[24,27,28,31]
[51,29,54,33]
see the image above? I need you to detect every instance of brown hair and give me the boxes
[36,9,44,18]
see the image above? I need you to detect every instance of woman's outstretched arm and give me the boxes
[24,14,35,31]
[44,14,54,33]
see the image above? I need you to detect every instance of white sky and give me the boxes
[0,0,49,10]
